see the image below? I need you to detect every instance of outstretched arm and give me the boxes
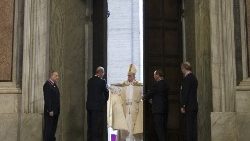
[143,83,157,100]
[103,80,109,101]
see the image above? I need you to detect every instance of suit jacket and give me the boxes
[145,79,169,114]
[181,73,198,111]
[43,80,60,115]
[86,76,109,111]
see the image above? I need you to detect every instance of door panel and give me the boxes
[93,0,108,72]
[144,0,183,140]
[92,1,108,141]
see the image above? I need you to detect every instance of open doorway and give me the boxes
[92,0,183,140]
[107,0,144,140]
[107,0,144,84]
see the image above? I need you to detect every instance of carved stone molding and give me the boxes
[236,78,250,90]
[0,0,24,94]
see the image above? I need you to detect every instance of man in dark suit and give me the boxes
[43,71,60,141]
[143,69,169,141]
[86,66,109,141]
[180,62,198,141]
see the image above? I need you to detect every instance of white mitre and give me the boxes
[128,64,137,75]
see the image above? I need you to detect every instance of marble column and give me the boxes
[210,0,238,140]
[210,0,236,112]
[234,1,250,141]
[236,0,250,89]
[239,0,248,79]
[234,0,250,113]
[22,0,50,114]
[19,0,50,140]
[194,0,213,141]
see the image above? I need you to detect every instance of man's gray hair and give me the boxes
[182,61,192,71]
[183,61,191,66]
[50,70,58,76]
[96,66,105,73]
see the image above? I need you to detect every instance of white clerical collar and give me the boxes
[94,75,101,78]
[184,71,192,77]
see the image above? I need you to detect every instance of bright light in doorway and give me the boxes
[107,0,144,84]
[107,0,144,140]
[139,0,143,82]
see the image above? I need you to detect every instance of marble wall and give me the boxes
[0,0,90,140]
[0,94,19,113]
[211,112,250,141]
[184,0,213,141]
[20,0,50,140]
[0,94,21,141]
[0,114,18,141]
[237,113,250,141]
[211,112,237,141]
[50,0,87,140]
[0,0,24,140]
[210,0,236,112]
[210,0,250,141]
[183,0,241,140]
[22,0,50,114]
[20,114,43,141]
[236,89,250,112]
[0,0,15,81]
[245,0,250,70]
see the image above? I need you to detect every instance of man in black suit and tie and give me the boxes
[143,69,169,141]
[86,66,109,141]
[180,62,198,141]
[43,71,60,141]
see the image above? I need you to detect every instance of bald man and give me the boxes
[86,66,109,141]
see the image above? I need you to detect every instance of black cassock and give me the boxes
[86,76,109,141]
[43,80,60,141]
[181,73,198,141]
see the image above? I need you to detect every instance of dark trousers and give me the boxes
[87,110,105,141]
[186,110,197,141]
[44,114,59,141]
[153,113,167,141]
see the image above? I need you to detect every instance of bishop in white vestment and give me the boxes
[108,64,143,141]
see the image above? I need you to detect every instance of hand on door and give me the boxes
[180,107,186,114]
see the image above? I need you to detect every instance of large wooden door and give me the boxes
[143,0,183,141]
[92,1,108,141]
[92,0,108,72]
